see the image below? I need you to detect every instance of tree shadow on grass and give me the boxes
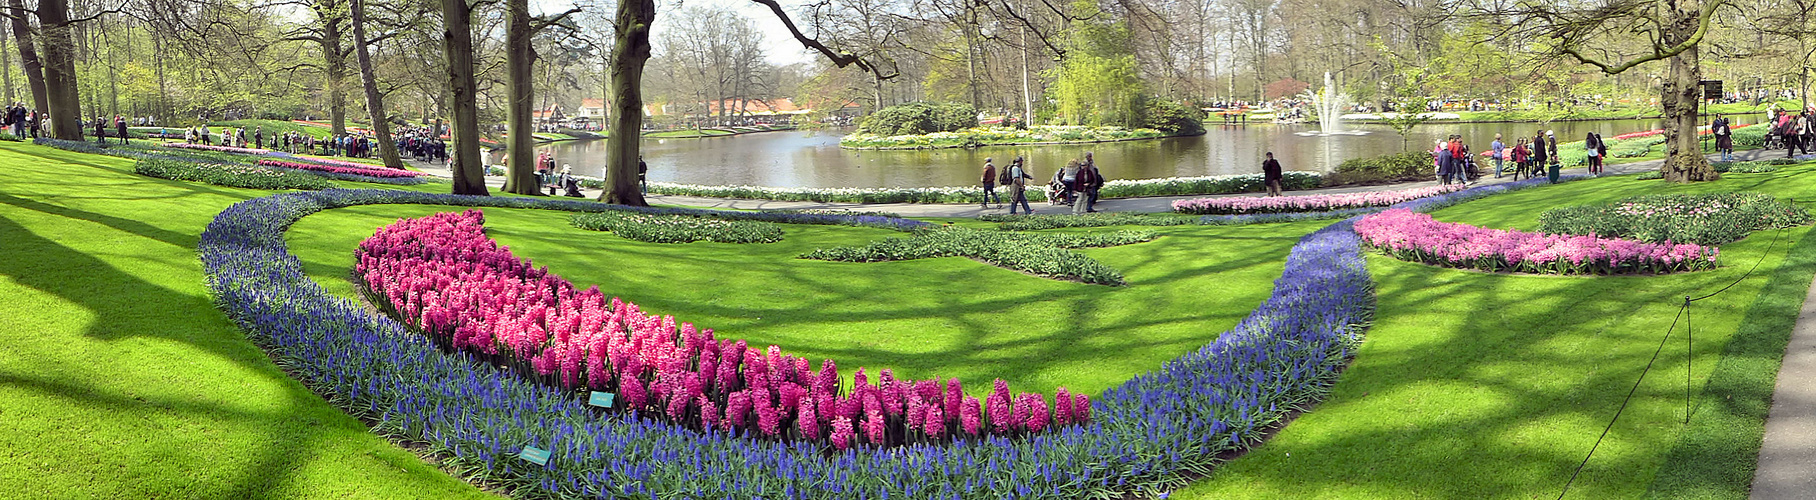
[0,205,366,498]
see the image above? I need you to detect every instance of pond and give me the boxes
[510,116,1759,189]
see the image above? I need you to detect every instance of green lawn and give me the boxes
[206,119,337,139]
[1175,165,1816,499]
[0,142,485,497]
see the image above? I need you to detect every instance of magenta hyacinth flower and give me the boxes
[923,405,945,440]
[1024,393,1050,433]
[796,396,820,440]
[1055,387,1074,427]
[862,410,886,445]
[1073,393,1091,423]
[960,396,982,436]
[830,416,854,450]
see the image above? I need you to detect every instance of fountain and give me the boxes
[1295,72,1367,137]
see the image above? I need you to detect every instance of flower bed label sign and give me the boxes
[588,391,615,408]
[518,446,551,466]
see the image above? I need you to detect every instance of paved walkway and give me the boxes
[1753,272,1816,499]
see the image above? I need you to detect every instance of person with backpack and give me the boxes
[1511,138,1531,180]
[981,157,1001,208]
[1712,114,1733,162]
[1008,156,1034,214]
[1584,131,1603,176]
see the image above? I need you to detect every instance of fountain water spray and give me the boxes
[1296,72,1365,137]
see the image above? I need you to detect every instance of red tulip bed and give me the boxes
[355,210,1089,449]
[259,159,422,179]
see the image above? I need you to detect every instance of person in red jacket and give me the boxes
[980,157,1000,208]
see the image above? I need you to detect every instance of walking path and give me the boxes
[1754,269,1816,499]
[412,148,1784,218]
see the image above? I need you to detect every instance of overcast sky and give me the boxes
[530,0,818,67]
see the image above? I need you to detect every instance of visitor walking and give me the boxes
[1803,109,1816,156]
[1546,130,1560,169]
[1490,134,1506,178]
[1080,154,1103,212]
[114,115,127,145]
[980,157,1000,208]
[93,118,106,145]
[255,126,265,150]
[1008,156,1034,215]
[1433,140,1451,184]
[638,156,649,194]
[1511,138,1531,180]
[1712,115,1734,162]
[1584,131,1603,176]
[1262,151,1284,197]
[1530,130,1547,177]
[1071,159,1099,214]
[1060,159,1079,206]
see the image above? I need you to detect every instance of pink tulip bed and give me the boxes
[1172,184,1468,215]
[258,159,422,179]
[355,210,1088,449]
[1354,208,1718,274]
[165,142,271,155]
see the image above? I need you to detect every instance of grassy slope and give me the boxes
[0,142,486,498]
[288,209,1313,397]
[1175,166,1816,499]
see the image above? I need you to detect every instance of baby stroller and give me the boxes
[1046,180,1070,205]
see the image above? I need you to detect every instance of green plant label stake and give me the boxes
[519,446,551,466]
[588,391,615,408]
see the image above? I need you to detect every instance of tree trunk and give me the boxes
[324,16,348,137]
[597,0,653,206]
[37,0,81,140]
[8,0,47,114]
[351,0,404,169]
[502,0,540,195]
[2,22,13,105]
[441,0,488,195]
[1659,7,1718,183]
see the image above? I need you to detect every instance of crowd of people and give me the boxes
[3,104,42,139]
[979,152,1104,214]
[1767,107,1816,158]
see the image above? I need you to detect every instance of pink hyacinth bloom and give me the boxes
[620,376,647,412]
[756,402,781,437]
[1055,387,1074,427]
[923,404,945,440]
[830,416,855,450]
[944,378,962,427]
[863,410,886,445]
[960,396,982,436]
[1023,393,1050,433]
[796,396,820,440]
[1073,393,1091,423]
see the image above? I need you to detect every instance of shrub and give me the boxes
[135,158,330,190]
[1142,98,1205,136]
[622,171,1322,205]
[1538,192,1811,245]
[1323,150,1435,186]
[800,226,1156,285]
[570,212,784,244]
[1712,160,1789,173]
[857,102,978,136]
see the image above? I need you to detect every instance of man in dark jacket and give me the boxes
[1262,152,1284,197]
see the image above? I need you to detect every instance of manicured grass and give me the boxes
[1173,162,1816,499]
[0,142,487,497]
[288,208,1314,398]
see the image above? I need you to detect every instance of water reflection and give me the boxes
[510,116,1752,189]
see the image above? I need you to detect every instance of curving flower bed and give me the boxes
[1172,184,1468,215]
[801,226,1157,285]
[200,188,1373,498]
[166,142,271,155]
[136,158,330,191]
[1355,208,1718,274]
[1538,192,1811,246]
[258,159,422,179]
[361,210,1078,447]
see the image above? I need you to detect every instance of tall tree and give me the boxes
[440,0,487,195]
[350,0,404,169]
[37,0,81,139]
[1501,0,1725,182]
[8,0,47,115]
[502,0,579,195]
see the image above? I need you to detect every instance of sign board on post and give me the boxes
[1702,80,1723,100]
[588,391,615,408]
[519,446,551,466]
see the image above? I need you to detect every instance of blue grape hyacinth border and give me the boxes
[200,188,1373,499]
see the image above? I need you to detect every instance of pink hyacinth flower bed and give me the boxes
[355,210,1088,448]
[1172,184,1467,215]
[1354,209,1718,275]
[258,159,422,178]
[165,142,271,155]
